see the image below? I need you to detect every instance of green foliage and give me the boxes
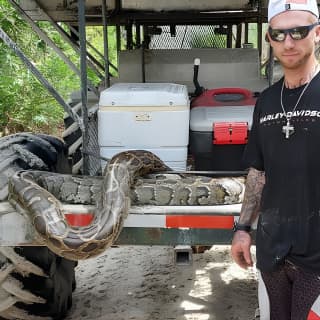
[0,1,67,134]
[86,26,118,77]
[0,50,64,134]
[0,0,117,136]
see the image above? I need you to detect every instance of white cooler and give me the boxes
[98,83,190,170]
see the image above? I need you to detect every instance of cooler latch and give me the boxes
[213,122,248,145]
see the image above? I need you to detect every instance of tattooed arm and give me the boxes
[238,167,265,224]
[231,167,265,269]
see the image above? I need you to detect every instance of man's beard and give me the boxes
[277,50,313,70]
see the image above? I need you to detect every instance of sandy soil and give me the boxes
[66,245,258,320]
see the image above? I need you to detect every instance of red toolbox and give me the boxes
[189,87,257,171]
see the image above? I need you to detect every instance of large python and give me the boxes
[8,150,245,261]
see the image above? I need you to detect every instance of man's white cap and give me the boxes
[268,0,319,22]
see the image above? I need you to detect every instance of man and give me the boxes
[231,0,320,319]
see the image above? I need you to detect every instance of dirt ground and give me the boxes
[66,245,258,320]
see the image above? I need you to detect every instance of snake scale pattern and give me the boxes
[8,150,245,261]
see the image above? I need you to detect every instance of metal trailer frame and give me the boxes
[0,0,267,249]
[0,201,241,246]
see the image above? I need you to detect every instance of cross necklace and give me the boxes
[280,64,320,139]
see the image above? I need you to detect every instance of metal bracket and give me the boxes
[174,245,193,265]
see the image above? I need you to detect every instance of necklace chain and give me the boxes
[280,64,319,139]
[280,76,314,119]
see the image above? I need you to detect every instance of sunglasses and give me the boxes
[267,23,319,42]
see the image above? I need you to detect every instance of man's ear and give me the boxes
[315,25,320,43]
[265,32,270,43]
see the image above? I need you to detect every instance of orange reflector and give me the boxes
[165,215,234,229]
[65,213,94,227]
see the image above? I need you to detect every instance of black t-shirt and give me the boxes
[243,72,320,272]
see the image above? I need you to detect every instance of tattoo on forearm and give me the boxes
[239,167,265,225]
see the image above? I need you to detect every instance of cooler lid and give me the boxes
[190,106,254,131]
[191,87,257,108]
[99,83,189,107]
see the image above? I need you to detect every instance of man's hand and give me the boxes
[231,231,253,269]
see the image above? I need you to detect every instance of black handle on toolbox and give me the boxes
[193,58,205,97]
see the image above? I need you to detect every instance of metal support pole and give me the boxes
[136,24,141,48]
[244,23,249,43]
[227,25,233,48]
[236,23,242,48]
[126,24,133,50]
[102,0,111,88]
[143,25,151,49]
[257,21,263,57]
[257,3,263,57]
[116,25,121,53]
[78,0,89,175]
[116,25,121,72]
[0,27,83,130]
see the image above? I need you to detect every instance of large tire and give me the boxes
[62,93,100,175]
[63,102,83,175]
[0,133,77,320]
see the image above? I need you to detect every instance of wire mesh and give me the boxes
[87,110,102,176]
[149,25,227,49]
